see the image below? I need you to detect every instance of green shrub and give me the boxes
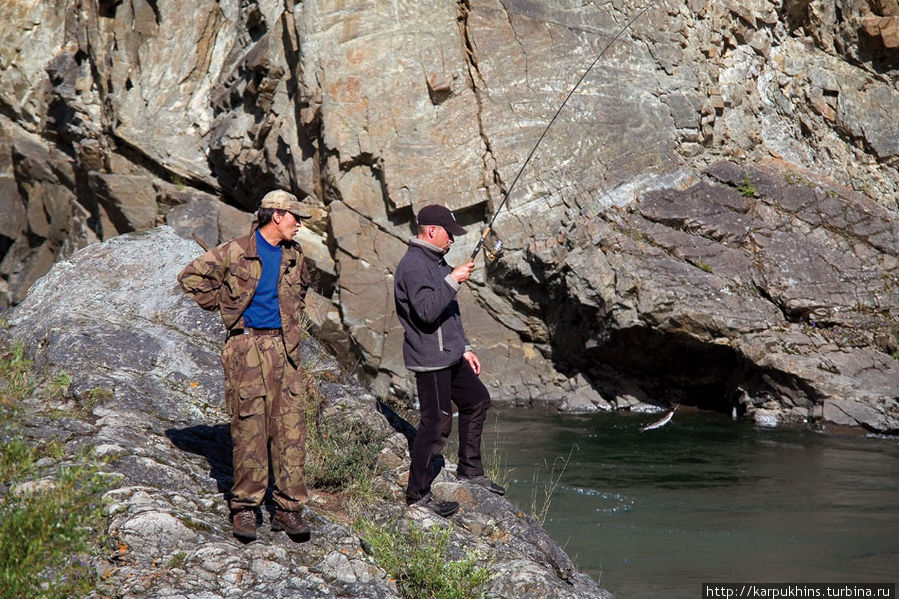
[357,518,493,599]
[306,413,387,498]
[0,453,111,599]
[0,438,36,484]
[304,385,387,499]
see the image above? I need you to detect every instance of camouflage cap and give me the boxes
[259,190,311,219]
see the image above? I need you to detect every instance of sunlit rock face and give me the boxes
[1,0,897,429]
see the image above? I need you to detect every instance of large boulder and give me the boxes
[2,226,612,599]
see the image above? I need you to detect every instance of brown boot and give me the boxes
[271,509,311,538]
[232,509,257,541]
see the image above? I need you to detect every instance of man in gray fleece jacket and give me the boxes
[394,204,505,517]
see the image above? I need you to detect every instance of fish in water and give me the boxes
[639,404,679,432]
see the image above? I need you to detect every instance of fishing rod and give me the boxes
[469,0,666,262]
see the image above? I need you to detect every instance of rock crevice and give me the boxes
[0,0,897,430]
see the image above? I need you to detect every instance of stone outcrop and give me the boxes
[511,160,898,429]
[0,1,897,430]
[2,227,611,599]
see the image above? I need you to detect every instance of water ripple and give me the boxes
[560,484,636,513]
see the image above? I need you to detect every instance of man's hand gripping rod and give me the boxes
[468,0,664,263]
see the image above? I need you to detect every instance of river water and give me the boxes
[479,407,899,598]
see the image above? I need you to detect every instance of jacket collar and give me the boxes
[408,237,447,258]
[240,227,298,262]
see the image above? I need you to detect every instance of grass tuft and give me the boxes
[737,173,756,197]
[530,446,577,526]
[357,518,493,599]
[305,381,387,500]
[0,340,33,406]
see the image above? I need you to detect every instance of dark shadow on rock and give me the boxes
[283,530,311,544]
[376,399,445,478]
[376,399,417,448]
[166,424,233,494]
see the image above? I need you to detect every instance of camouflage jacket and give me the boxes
[178,230,311,366]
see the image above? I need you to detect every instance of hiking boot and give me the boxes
[458,474,505,496]
[408,492,459,518]
[271,509,311,538]
[232,509,257,541]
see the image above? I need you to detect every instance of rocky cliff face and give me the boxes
[2,227,611,599]
[1,0,897,430]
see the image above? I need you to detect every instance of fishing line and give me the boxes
[470,0,667,261]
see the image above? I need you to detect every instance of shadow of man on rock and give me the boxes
[376,398,446,477]
[165,424,233,495]
[165,424,311,544]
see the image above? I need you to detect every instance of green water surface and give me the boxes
[480,407,899,598]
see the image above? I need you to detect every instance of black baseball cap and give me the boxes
[416,204,466,236]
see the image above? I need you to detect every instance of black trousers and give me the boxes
[406,358,491,503]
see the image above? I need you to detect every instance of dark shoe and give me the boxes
[232,509,257,541]
[459,474,505,496]
[408,492,459,517]
[271,509,311,538]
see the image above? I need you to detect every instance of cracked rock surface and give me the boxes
[3,227,611,599]
[515,160,898,429]
[1,0,897,430]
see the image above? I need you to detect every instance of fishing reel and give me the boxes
[483,238,504,262]
[470,228,504,264]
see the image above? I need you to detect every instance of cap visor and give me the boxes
[446,223,467,236]
[290,211,312,219]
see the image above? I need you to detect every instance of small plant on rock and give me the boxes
[83,387,114,411]
[694,259,713,273]
[46,372,72,400]
[737,173,756,197]
[168,552,187,568]
[357,518,493,599]
[304,380,388,500]
[0,339,33,406]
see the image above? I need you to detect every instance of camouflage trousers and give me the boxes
[222,332,307,512]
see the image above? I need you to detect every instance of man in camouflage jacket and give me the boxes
[178,190,312,542]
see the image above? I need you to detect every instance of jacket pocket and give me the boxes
[282,256,307,285]
[226,262,256,302]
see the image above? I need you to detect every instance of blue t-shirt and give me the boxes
[242,230,282,328]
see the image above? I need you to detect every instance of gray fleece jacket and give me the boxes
[394,238,471,372]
